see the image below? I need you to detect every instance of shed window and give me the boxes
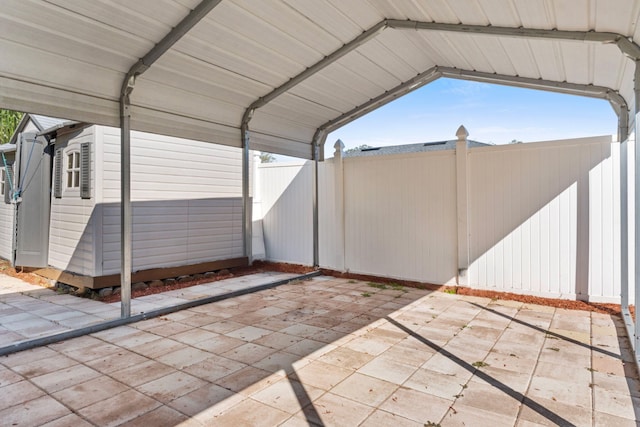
[66,151,80,188]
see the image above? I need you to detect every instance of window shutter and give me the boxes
[54,148,62,198]
[3,164,12,204]
[80,142,91,199]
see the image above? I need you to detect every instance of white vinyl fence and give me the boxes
[258,134,629,302]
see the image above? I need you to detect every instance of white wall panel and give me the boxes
[259,135,624,301]
[343,152,458,284]
[468,136,620,302]
[258,162,313,265]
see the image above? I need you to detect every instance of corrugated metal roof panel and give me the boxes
[0,0,637,158]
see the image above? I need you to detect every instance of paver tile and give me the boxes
[184,354,246,382]
[317,346,374,370]
[10,353,77,378]
[360,409,423,427]
[0,380,45,411]
[110,359,176,387]
[379,387,452,424]
[442,402,516,427]
[594,387,640,420]
[358,356,419,385]
[297,392,374,427]
[30,364,101,393]
[117,405,191,427]
[221,342,276,364]
[78,388,161,427]
[52,376,129,410]
[216,366,278,396]
[251,378,324,414]
[292,360,352,391]
[156,346,212,369]
[138,371,207,403]
[40,413,95,427]
[168,383,235,417]
[0,396,70,426]
[210,396,291,426]
[331,372,397,406]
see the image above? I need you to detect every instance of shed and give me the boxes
[2,115,256,288]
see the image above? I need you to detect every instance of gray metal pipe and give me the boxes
[311,137,322,267]
[634,60,640,366]
[119,91,132,318]
[117,0,221,317]
[242,126,252,262]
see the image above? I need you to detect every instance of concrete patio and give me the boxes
[0,274,638,426]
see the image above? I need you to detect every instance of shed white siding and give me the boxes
[0,151,16,261]
[97,127,244,275]
[48,126,97,275]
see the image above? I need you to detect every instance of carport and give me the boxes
[1,0,640,369]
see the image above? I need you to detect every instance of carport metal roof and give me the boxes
[1,0,639,158]
[2,0,640,367]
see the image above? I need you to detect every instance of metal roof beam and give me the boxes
[387,20,640,60]
[243,18,639,139]
[322,67,441,134]
[121,0,222,96]
[118,0,221,318]
[241,20,389,127]
[439,67,626,113]
[316,66,628,148]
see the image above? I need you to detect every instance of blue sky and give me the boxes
[323,78,617,158]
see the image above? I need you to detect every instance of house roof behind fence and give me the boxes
[344,140,491,157]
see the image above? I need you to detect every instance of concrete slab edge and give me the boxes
[621,306,640,378]
[0,270,322,357]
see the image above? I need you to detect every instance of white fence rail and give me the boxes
[258,134,628,302]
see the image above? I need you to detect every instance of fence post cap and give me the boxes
[456,125,469,141]
[334,139,345,157]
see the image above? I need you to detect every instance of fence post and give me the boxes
[456,125,470,286]
[334,139,346,271]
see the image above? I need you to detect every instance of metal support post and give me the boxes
[312,137,321,267]
[634,61,640,361]
[242,125,252,263]
[116,0,221,318]
[621,136,629,310]
[120,81,133,318]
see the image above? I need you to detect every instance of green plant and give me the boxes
[444,288,457,294]
[361,292,372,297]
[472,361,489,368]
[390,283,404,291]
[548,347,560,352]
[0,110,23,144]
[424,422,441,427]
[367,282,388,290]
[348,280,357,283]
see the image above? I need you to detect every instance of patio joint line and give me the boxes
[0,271,321,357]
